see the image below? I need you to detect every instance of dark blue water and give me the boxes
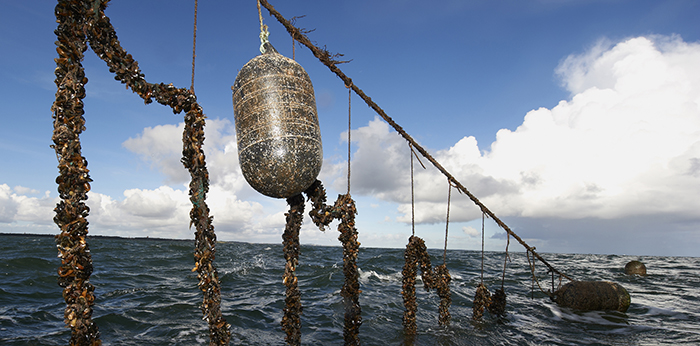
[1,234,699,345]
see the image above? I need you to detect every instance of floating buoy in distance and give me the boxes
[232,42,323,198]
[624,260,647,276]
[552,281,631,312]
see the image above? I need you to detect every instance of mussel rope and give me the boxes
[472,212,491,321]
[63,1,231,343]
[304,180,362,345]
[436,180,453,326]
[258,0,573,283]
[52,2,100,344]
[282,194,304,346]
[488,230,509,317]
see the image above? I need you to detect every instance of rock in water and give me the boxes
[552,281,631,312]
[232,42,322,198]
[625,260,647,276]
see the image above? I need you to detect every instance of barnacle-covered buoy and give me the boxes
[624,260,647,276]
[552,281,631,312]
[232,42,322,198]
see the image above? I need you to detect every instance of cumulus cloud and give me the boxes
[337,35,700,232]
[5,34,699,255]
[0,184,57,227]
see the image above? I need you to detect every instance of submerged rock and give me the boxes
[625,260,647,276]
[552,281,631,312]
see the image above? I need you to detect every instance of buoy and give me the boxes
[624,260,647,276]
[552,281,631,312]
[232,42,322,198]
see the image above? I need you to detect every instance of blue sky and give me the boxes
[1,0,700,256]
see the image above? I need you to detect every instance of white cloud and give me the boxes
[0,184,58,227]
[5,35,700,255]
[123,122,189,184]
[333,35,700,236]
[14,186,40,195]
[462,226,479,238]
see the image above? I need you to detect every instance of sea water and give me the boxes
[1,234,698,345]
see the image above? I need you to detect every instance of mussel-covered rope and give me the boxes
[472,213,491,320]
[401,235,451,337]
[436,180,453,326]
[258,0,572,283]
[488,232,510,317]
[52,2,100,344]
[304,180,362,345]
[282,194,304,346]
[64,1,230,343]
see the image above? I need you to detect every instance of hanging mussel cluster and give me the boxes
[275,180,362,346]
[52,0,230,344]
[52,2,101,344]
[401,236,452,336]
[489,288,507,317]
[281,194,304,345]
[305,180,362,345]
[472,283,491,321]
[232,42,323,199]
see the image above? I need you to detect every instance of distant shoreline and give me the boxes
[0,232,190,242]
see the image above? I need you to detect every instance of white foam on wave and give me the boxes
[358,268,402,284]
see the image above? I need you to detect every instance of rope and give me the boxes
[257,0,270,53]
[526,249,550,298]
[52,2,100,343]
[190,0,198,92]
[480,213,485,283]
[282,194,304,346]
[501,232,510,290]
[408,143,425,237]
[347,83,352,195]
[304,180,362,345]
[256,0,573,283]
[83,2,230,343]
[410,144,415,237]
[443,181,452,265]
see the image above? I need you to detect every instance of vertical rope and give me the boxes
[409,144,415,237]
[501,233,510,289]
[481,212,485,283]
[190,0,198,92]
[347,84,352,195]
[257,0,269,53]
[257,0,264,32]
[443,181,452,265]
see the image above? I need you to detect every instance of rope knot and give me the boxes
[259,24,270,53]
